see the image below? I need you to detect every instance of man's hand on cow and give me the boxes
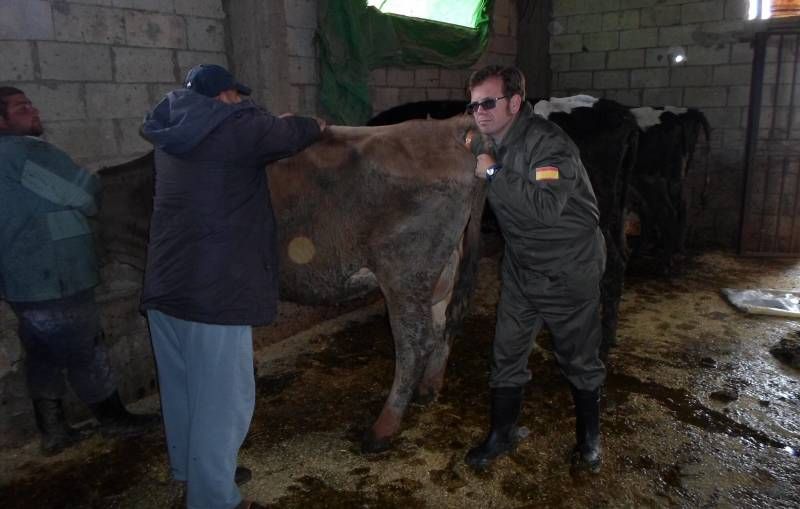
[475,153,496,180]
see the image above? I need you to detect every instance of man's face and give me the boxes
[0,94,43,136]
[469,76,518,141]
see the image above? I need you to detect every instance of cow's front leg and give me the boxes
[362,292,434,454]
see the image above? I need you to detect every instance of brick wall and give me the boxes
[548,0,757,248]
[0,0,228,170]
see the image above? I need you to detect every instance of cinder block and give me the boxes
[604,88,642,106]
[594,70,629,89]
[571,51,606,70]
[185,17,225,52]
[25,83,85,121]
[176,50,227,76]
[494,15,512,36]
[174,0,224,19]
[559,71,593,89]
[112,0,174,12]
[568,14,603,34]
[631,68,669,87]
[125,11,186,48]
[687,45,730,65]
[386,69,415,87]
[426,88,450,101]
[669,66,713,86]
[114,47,176,83]
[591,0,623,14]
[440,69,469,88]
[368,69,387,86]
[414,68,440,88]
[620,28,658,49]
[288,56,318,85]
[551,53,572,72]
[607,49,644,69]
[725,0,747,20]
[284,0,317,29]
[0,0,53,40]
[641,5,681,27]
[0,41,35,81]
[730,42,754,64]
[712,65,752,86]
[702,106,742,128]
[684,86,727,107]
[643,87,683,106]
[53,3,125,44]
[371,87,400,114]
[658,25,699,46]
[645,47,670,67]
[148,83,179,103]
[43,119,119,161]
[552,0,591,17]
[681,1,724,24]
[286,27,316,58]
[117,117,152,155]
[39,42,112,81]
[398,87,426,104]
[619,0,657,8]
[86,84,150,119]
[551,34,583,54]
[725,85,750,106]
[583,32,619,52]
[602,10,639,31]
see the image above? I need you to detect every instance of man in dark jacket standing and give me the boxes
[463,66,606,473]
[0,87,157,456]
[140,64,325,509]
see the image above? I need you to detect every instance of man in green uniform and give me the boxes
[464,66,606,472]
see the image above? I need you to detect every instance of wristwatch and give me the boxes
[485,163,502,181]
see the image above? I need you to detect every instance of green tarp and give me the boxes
[318,0,494,125]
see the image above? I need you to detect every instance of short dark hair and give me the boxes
[0,86,25,119]
[468,65,526,101]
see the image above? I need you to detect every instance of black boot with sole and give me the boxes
[570,386,602,473]
[33,398,84,456]
[89,390,160,438]
[465,386,524,471]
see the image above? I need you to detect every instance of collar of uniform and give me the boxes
[496,101,535,149]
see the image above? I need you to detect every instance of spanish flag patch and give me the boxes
[535,166,559,181]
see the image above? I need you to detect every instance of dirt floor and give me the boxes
[1,249,799,508]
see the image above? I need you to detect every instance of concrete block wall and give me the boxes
[368,0,519,116]
[548,0,757,248]
[0,0,228,170]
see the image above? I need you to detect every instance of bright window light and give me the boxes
[367,0,482,28]
[748,0,772,19]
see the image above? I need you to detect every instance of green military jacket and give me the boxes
[0,134,100,302]
[485,102,605,275]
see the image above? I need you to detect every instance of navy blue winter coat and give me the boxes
[139,90,321,325]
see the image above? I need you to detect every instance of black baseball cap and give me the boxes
[184,64,252,97]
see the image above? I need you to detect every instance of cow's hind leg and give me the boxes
[362,291,436,454]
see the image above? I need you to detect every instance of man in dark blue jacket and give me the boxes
[140,64,325,509]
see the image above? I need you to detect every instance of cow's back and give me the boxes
[268,116,480,305]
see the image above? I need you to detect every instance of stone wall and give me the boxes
[0,0,228,170]
[548,0,757,248]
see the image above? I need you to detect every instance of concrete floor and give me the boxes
[0,250,798,508]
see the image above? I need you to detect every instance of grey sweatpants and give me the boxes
[147,309,255,509]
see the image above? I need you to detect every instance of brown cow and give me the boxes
[97,116,487,453]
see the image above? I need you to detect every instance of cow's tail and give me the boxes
[444,183,489,344]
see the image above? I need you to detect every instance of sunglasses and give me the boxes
[466,96,509,115]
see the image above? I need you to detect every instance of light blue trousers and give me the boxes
[147,310,255,509]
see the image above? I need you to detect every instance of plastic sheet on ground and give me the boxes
[721,288,800,317]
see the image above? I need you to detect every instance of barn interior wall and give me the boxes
[547,0,758,249]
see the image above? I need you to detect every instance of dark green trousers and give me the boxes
[490,256,606,391]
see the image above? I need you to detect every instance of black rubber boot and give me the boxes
[89,390,160,438]
[32,399,84,456]
[570,387,602,473]
[465,386,524,471]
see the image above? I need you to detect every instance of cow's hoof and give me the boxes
[360,430,392,454]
